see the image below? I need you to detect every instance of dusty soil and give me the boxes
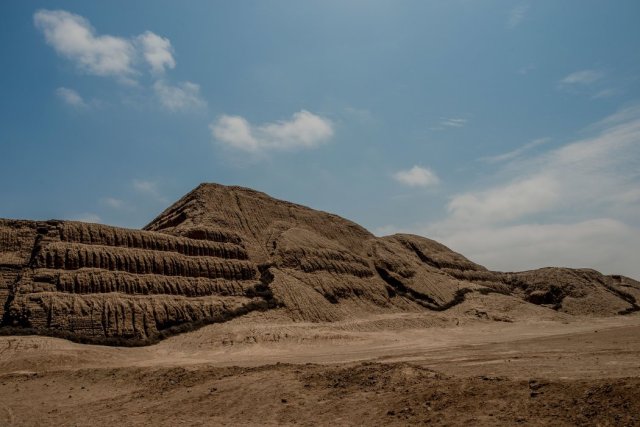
[1,311,639,426]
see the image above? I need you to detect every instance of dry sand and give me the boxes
[1,309,639,426]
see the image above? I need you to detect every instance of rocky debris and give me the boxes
[1,183,639,343]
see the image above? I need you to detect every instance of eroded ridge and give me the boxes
[1,220,271,343]
[1,183,639,344]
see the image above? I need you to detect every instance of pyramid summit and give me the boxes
[1,183,638,344]
[144,183,374,260]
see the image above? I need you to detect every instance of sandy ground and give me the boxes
[1,310,640,425]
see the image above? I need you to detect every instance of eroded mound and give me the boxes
[1,183,638,343]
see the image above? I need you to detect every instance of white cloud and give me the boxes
[34,10,136,79]
[444,107,640,227]
[436,219,640,277]
[212,116,256,151]
[441,118,467,128]
[137,31,175,74]
[69,212,102,224]
[153,80,206,111]
[133,180,155,193]
[518,64,535,75]
[344,107,374,123]
[456,109,640,227]
[480,137,550,163]
[507,4,529,29]
[560,69,604,85]
[211,110,334,152]
[55,87,87,108]
[132,179,167,203]
[593,88,617,99]
[447,175,559,225]
[398,106,640,277]
[429,117,468,131]
[36,10,203,110]
[373,224,407,237]
[100,197,124,209]
[393,166,440,188]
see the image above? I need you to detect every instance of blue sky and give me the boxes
[1,1,640,277]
